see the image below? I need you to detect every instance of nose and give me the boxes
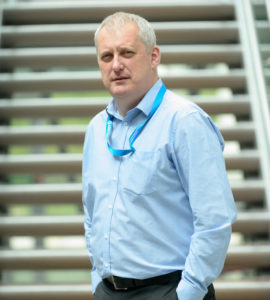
[112,55,123,72]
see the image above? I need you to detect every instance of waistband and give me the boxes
[104,270,182,291]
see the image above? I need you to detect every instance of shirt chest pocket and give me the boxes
[120,150,158,195]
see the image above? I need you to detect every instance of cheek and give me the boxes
[99,63,110,74]
[100,68,110,83]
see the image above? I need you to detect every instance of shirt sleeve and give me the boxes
[171,111,237,300]
[82,125,102,293]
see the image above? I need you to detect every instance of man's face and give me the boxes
[97,22,160,106]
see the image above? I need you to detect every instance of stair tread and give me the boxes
[0,44,245,67]
[0,211,268,235]
[0,245,269,270]
[2,0,235,25]
[0,281,270,300]
[0,150,260,173]
[0,180,266,204]
[1,21,241,47]
[0,69,249,92]
[0,122,256,145]
[0,95,251,118]
[1,45,268,67]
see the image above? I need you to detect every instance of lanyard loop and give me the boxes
[106,84,166,156]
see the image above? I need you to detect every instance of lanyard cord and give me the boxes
[106,84,166,156]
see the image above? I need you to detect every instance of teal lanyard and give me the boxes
[106,83,166,156]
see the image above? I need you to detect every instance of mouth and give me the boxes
[111,76,129,82]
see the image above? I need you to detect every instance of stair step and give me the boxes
[0,183,82,204]
[0,211,268,236]
[0,181,265,204]
[1,245,269,269]
[225,244,270,267]
[1,21,240,47]
[1,45,268,70]
[214,281,270,300]
[0,95,251,118]
[0,69,248,93]
[0,98,109,118]
[232,211,270,233]
[1,21,268,48]
[0,45,247,68]
[0,150,260,174]
[2,1,235,24]
[230,180,265,203]
[0,122,256,145]
[1,281,270,300]
[0,215,84,236]
[0,284,94,300]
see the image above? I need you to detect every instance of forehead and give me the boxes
[97,22,142,49]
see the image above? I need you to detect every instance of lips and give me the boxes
[112,76,129,82]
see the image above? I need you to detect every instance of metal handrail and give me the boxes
[235,0,270,213]
[0,3,3,49]
[266,0,270,24]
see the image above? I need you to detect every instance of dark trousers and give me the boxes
[94,278,216,300]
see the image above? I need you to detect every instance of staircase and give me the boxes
[0,0,270,299]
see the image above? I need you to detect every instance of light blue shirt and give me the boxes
[82,79,237,300]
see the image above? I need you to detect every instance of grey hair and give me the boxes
[94,12,157,52]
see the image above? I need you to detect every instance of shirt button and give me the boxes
[104,234,108,239]
[105,263,109,268]
[108,204,112,209]
[113,176,117,182]
[123,121,128,126]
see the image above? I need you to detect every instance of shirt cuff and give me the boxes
[177,279,206,300]
[91,269,102,294]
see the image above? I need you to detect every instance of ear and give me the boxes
[151,46,161,69]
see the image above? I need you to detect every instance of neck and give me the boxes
[115,97,141,117]
[114,76,159,117]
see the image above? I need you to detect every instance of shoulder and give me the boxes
[162,89,224,149]
[161,89,209,125]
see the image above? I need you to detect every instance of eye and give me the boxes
[100,53,113,62]
[122,50,134,57]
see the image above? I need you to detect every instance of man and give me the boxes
[82,12,237,300]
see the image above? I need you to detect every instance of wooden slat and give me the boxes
[0,45,245,69]
[0,215,84,236]
[1,282,270,300]
[0,284,94,300]
[2,1,235,24]
[1,21,239,48]
[0,69,247,93]
[0,183,82,204]
[0,249,90,269]
[230,180,265,203]
[0,98,109,118]
[232,211,270,234]
[0,96,251,119]
[224,151,260,171]
[0,124,87,145]
[0,122,256,145]
[1,21,266,48]
[0,180,265,204]
[0,211,268,236]
[0,150,260,174]
[0,153,82,174]
[214,281,270,300]
[225,244,270,267]
[1,245,269,269]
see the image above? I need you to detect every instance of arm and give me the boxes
[172,111,237,300]
[82,125,102,293]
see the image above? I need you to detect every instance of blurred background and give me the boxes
[0,0,269,299]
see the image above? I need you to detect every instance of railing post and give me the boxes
[235,0,270,229]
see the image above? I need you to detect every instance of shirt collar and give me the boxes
[106,78,163,120]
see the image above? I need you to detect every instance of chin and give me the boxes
[110,87,132,98]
